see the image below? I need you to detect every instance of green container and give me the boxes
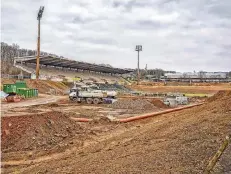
[34,89,38,97]
[3,84,17,94]
[26,90,30,98]
[17,88,25,98]
[33,89,38,97]
[17,88,37,98]
[28,89,32,98]
[17,88,22,95]
[27,89,30,98]
[15,81,27,89]
[19,88,30,98]
[31,89,34,97]
[30,89,34,98]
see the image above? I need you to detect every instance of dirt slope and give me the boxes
[11,91,231,174]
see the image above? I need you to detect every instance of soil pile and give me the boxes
[111,99,157,110]
[204,90,231,113]
[25,80,67,95]
[1,112,84,152]
[149,99,169,108]
[207,90,231,102]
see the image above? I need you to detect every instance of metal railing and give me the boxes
[1,74,31,79]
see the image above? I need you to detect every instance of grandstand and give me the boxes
[14,55,133,83]
[162,72,229,82]
[95,83,131,92]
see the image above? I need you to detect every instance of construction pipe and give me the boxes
[70,103,203,123]
[118,103,203,123]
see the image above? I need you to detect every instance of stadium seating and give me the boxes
[96,83,131,92]
[17,63,124,84]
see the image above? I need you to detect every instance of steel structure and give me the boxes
[15,56,133,74]
[135,45,142,85]
[36,6,45,79]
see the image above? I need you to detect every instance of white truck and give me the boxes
[88,86,117,99]
[176,96,188,105]
[69,87,107,104]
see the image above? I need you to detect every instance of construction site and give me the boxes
[1,1,231,174]
[1,73,231,174]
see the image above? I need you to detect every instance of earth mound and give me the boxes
[207,90,231,102]
[149,99,169,108]
[111,99,157,110]
[1,112,84,152]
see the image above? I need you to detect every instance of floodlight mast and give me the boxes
[135,45,142,85]
[36,6,44,80]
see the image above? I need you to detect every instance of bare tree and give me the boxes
[1,42,47,74]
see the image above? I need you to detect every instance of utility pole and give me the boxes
[135,45,142,85]
[36,6,45,80]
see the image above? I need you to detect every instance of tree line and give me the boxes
[0,42,58,75]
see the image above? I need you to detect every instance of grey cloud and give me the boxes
[111,0,150,11]
[78,37,118,45]
[208,1,231,19]
[135,20,173,29]
[1,0,231,71]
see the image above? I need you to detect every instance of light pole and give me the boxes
[135,45,142,85]
[36,6,45,80]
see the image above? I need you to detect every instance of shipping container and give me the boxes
[29,89,34,97]
[34,89,38,97]
[15,81,27,89]
[3,81,38,98]
[3,84,17,94]
[18,88,30,98]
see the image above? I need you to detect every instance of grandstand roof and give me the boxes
[14,55,133,74]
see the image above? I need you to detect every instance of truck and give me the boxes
[69,87,108,104]
[164,96,188,107]
[88,85,117,99]
[176,96,188,105]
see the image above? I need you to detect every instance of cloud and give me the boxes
[1,0,231,71]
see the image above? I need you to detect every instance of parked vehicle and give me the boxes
[69,87,108,104]
[176,96,188,105]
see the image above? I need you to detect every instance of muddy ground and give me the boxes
[1,91,231,174]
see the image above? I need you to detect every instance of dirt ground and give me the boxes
[1,91,230,174]
[213,140,231,173]
[129,84,231,94]
[1,97,167,118]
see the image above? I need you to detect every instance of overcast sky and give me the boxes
[1,0,231,72]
